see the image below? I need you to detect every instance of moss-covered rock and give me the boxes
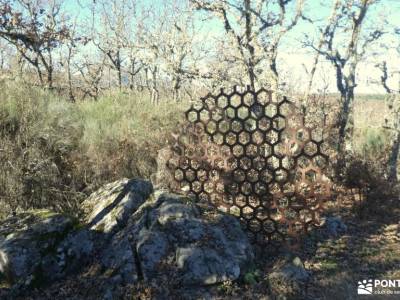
[0,209,74,286]
[0,208,96,295]
[0,178,254,299]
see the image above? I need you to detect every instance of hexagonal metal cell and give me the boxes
[166,86,331,247]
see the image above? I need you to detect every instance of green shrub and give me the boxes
[353,127,390,159]
[0,81,187,219]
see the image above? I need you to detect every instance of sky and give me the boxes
[62,0,400,94]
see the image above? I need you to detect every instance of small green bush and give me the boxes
[353,127,390,159]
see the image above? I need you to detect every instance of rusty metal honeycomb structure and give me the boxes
[166,86,331,246]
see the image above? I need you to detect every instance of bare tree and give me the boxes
[304,0,384,156]
[122,1,146,91]
[60,17,87,102]
[145,64,160,104]
[155,1,204,101]
[190,0,304,91]
[90,0,135,90]
[0,0,69,88]
[377,60,400,94]
[384,94,400,182]
[377,29,400,181]
[126,41,144,91]
[138,3,165,104]
[303,0,341,99]
[75,54,106,100]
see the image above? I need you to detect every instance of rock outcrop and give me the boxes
[0,178,254,297]
[0,209,93,290]
[81,178,153,234]
[101,191,253,287]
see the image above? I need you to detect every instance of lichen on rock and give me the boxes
[0,209,76,287]
[0,178,255,298]
[81,178,153,234]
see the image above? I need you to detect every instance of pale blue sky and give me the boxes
[62,0,400,93]
[63,0,400,46]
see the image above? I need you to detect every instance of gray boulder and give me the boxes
[323,216,347,238]
[267,256,310,300]
[0,177,254,298]
[153,147,175,189]
[81,178,153,234]
[99,191,254,286]
[0,209,92,288]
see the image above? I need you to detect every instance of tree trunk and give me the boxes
[337,90,355,154]
[247,64,256,91]
[117,51,122,90]
[173,77,181,102]
[67,51,75,102]
[129,68,135,90]
[244,0,256,91]
[129,57,135,90]
[36,65,44,86]
[269,59,279,91]
[117,67,122,90]
[47,66,53,89]
[388,130,400,182]
[46,49,53,89]
[0,49,4,70]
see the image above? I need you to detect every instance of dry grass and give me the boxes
[0,80,187,218]
[0,80,396,218]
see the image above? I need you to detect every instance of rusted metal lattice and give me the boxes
[166,86,331,246]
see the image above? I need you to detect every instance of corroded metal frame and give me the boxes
[166,86,331,246]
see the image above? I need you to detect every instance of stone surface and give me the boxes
[323,216,347,238]
[0,209,87,288]
[267,256,310,300]
[81,178,153,234]
[153,147,174,189]
[0,178,254,298]
[99,192,254,287]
